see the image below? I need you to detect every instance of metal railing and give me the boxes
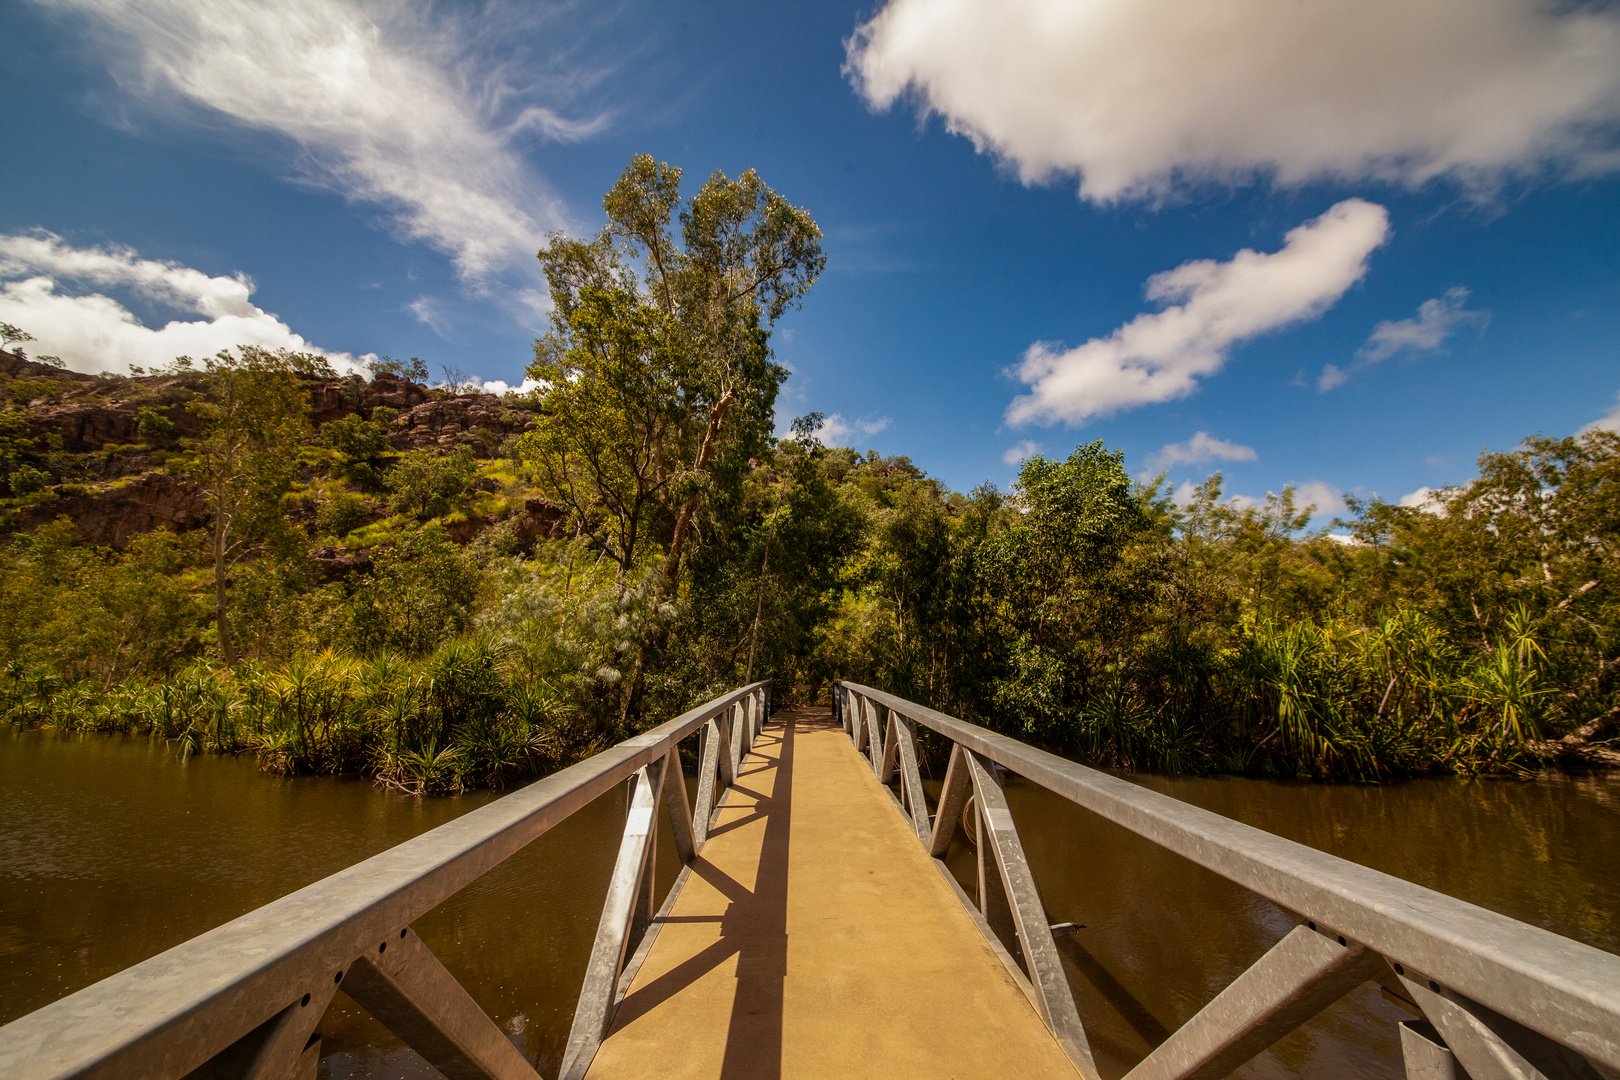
[834,680,1620,1080]
[0,681,771,1080]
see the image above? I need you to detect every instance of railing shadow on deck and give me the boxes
[0,682,773,1080]
[835,680,1620,1080]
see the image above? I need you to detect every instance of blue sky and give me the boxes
[4,0,1619,518]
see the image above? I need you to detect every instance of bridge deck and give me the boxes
[585,707,1078,1079]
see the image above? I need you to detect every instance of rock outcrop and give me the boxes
[390,394,535,453]
[11,472,207,547]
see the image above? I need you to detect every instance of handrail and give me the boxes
[837,680,1620,1080]
[0,681,769,1080]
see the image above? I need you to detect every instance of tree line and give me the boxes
[2,156,1616,788]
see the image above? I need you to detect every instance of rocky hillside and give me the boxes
[0,349,562,552]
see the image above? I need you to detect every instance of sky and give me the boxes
[3,0,1620,520]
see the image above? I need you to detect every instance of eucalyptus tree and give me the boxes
[188,347,312,664]
[523,154,825,587]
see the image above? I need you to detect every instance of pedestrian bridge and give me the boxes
[2,682,1618,1080]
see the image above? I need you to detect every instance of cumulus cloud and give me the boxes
[1007,199,1389,426]
[797,413,892,446]
[0,231,358,374]
[846,0,1620,202]
[1293,480,1348,519]
[1400,486,1447,513]
[480,377,542,397]
[1145,431,1256,474]
[31,0,592,287]
[1002,439,1039,466]
[1319,288,1489,391]
[1172,474,1344,522]
[1581,392,1620,435]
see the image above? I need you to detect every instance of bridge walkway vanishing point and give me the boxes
[584,706,1078,1079]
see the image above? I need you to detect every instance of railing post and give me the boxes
[693,717,723,848]
[718,706,737,788]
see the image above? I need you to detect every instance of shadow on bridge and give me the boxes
[602,712,819,1080]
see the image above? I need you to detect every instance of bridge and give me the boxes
[2,681,1618,1080]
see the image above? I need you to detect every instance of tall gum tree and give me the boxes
[188,348,312,664]
[523,154,825,592]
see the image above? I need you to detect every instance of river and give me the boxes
[2,724,1616,1079]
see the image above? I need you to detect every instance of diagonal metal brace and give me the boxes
[928,743,973,858]
[342,927,537,1080]
[965,751,1100,1080]
[557,766,662,1080]
[185,977,337,1080]
[1399,969,1604,1080]
[891,714,930,842]
[1123,924,1384,1080]
[659,748,697,865]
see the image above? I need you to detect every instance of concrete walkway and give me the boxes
[585,707,1079,1080]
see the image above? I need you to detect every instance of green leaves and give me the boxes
[525,155,824,587]
[386,447,476,519]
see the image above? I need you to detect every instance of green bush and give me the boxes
[316,491,373,538]
[135,407,177,447]
[387,448,476,519]
[10,464,50,495]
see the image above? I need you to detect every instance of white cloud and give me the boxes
[846,0,1620,203]
[480,378,541,397]
[1002,439,1039,466]
[409,297,451,336]
[1293,480,1348,519]
[1318,288,1488,391]
[1324,532,1365,547]
[1007,199,1389,426]
[1145,431,1256,473]
[32,0,590,288]
[807,413,892,446]
[1581,392,1620,435]
[1400,486,1447,513]
[1172,474,1343,522]
[1361,289,1488,362]
[0,231,358,375]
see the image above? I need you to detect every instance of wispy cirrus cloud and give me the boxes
[847,0,1620,202]
[29,0,604,299]
[1006,199,1389,426]
[1319,287,1488,390]
[0,230,361,374]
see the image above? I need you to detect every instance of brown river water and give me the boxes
[2,723,1617,1079]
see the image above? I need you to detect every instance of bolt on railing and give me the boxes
[835,680,1620,1080]
[0,681,771,1080]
